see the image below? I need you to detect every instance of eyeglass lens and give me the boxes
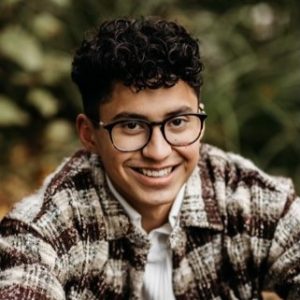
[110,114,204,152]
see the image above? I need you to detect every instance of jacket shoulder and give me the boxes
[199,143,294,195]
[1,150,107,247]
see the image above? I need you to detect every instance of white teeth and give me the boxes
[140,167,172,177]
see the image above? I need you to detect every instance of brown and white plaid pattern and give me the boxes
[1,144,300,299]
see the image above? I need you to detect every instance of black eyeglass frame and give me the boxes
[97,112,207,152]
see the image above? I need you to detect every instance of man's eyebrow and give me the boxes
[111,105,195,121]
[164,106,194,117]
[111,112,147,121]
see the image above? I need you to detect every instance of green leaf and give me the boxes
[0,26,43,71]
[44,119,75,144]
[49,0,70,7]
[40,52,71,85]
[31,13,64,39]
[0,95,29,126]
[1,0,22,5]
[27,89,59,118]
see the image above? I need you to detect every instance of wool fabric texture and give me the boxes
[0,144,300,299]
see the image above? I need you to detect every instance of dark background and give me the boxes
[1,2,299,298]
[1,0,299,209]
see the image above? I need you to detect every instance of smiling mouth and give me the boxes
[134,167,174,178]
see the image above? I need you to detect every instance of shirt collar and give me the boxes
[105,174,185,232]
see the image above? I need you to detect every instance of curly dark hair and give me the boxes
[71,17,204,121]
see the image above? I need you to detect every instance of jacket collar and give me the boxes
[179,165,223,231]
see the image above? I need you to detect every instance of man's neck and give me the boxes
[138,203,173,233]
[105,174,185,233]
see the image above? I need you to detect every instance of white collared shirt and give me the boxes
[106,175,185,300]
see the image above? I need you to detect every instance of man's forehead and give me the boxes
[98,80,199,120]
[108,105,196,122]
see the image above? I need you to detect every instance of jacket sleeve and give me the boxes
[264,186,300,299]
[0,195,66,300]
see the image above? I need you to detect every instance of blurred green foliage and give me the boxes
[0,0,299,203]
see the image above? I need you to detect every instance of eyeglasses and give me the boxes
[97,111,207,152]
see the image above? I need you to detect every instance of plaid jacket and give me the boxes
[0,144,299,300]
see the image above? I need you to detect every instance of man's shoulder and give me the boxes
[199,143,260,179]
[200,143,262,171]
[44,149,103,195]
[198,144,296,233]
[199,143,294,195]
[2,149,106,231]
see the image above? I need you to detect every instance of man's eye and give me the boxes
[123,121,141,130]
[117,121,147,133]
[169,117,187,127]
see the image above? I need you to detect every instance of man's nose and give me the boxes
[141,126,172,160]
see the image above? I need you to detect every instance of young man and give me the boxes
[0,17,299,300]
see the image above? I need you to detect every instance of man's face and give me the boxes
[89,80,202,215]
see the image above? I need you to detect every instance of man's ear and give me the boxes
[76,114,97,152]
[200,122,206,140]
